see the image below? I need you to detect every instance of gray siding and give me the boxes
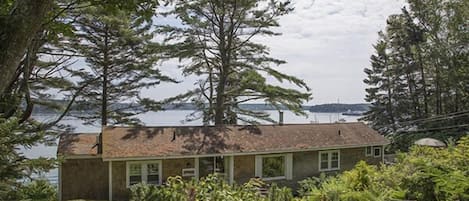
[61,158,108,201]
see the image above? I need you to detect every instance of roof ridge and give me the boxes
[103,122,365,129]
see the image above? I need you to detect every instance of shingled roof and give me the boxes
[57,133,99,156]
[98,122,388,160]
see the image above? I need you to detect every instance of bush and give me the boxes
[300,136,469,201]
[17,179,57,201]
[130,175,295,201]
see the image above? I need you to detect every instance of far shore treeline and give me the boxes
[30,100,370,114]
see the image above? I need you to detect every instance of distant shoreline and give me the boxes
[31,101,370,115]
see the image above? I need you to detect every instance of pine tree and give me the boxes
[67,6,174,126]
[362,34,396,134]
[363,0,469,150]
[158,0,311,125]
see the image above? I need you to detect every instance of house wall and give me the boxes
[61,147,383,200]
[253,147,383,189]
[60,158,108,201]
[111,161,128,201]
[163,158,196,180]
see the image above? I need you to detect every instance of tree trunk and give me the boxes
[101,29,109,126]
[0,0,52,94]
[214,9,227,126]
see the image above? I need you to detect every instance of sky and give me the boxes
[144,0,407,105]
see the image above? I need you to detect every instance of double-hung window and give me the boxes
[126,161,162,187]
[255,154,292,181]
[319,150,340,171]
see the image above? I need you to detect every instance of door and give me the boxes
[198,156,229,180]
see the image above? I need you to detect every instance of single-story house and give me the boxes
[57,122,389,201]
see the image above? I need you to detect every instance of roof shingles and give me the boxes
[57,133,99,156]
[99,122,389,159]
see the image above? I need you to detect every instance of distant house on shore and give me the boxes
[57,122,388,201]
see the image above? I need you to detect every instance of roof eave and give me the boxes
[102,142,389,161]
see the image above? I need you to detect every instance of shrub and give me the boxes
[130,175,295,201]
[17,179,57,201]
[300,136,469,201]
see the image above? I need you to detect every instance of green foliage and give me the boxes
[17,180,57,201]
[301,136,469,201]
[130,175,295,201]
[362,0,469,151]
[65,4,175,126]
[0,118,56,200]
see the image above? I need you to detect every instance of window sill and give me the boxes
[262,176,286,181]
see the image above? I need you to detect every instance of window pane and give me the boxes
[147,175,159,185]
[129,175,141,185]
[199,157,215,178]
[331,152,339,160]
[366,147,372,155]
[146,163,159,185]
[262,156,285,178]
[321,153,328,162]
[129,164,141,176]
[147,164,159,175]
[331,160,339,169]
[215,156,225,173]
[374,148,381,156]
[320,161,329,170]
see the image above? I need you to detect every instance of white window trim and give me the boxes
[255,153,293,181]
[318,150,340,171]
[365,146,372,157]
[126,160,162,188]
[373,146,382,158]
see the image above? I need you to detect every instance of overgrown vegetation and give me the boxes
[130,175,294,201]
[131,136,469,201]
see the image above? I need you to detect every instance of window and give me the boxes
[319,150,340,171]
[255,154,292,181]
[373,146,382,158]
[262,156,285,178]
[365,146,372,156]
[126,161,162,187]
[199,156,226,178]
[128,164,142,185]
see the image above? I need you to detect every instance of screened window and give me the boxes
[126,161,161,187]
[319,150,340,171]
